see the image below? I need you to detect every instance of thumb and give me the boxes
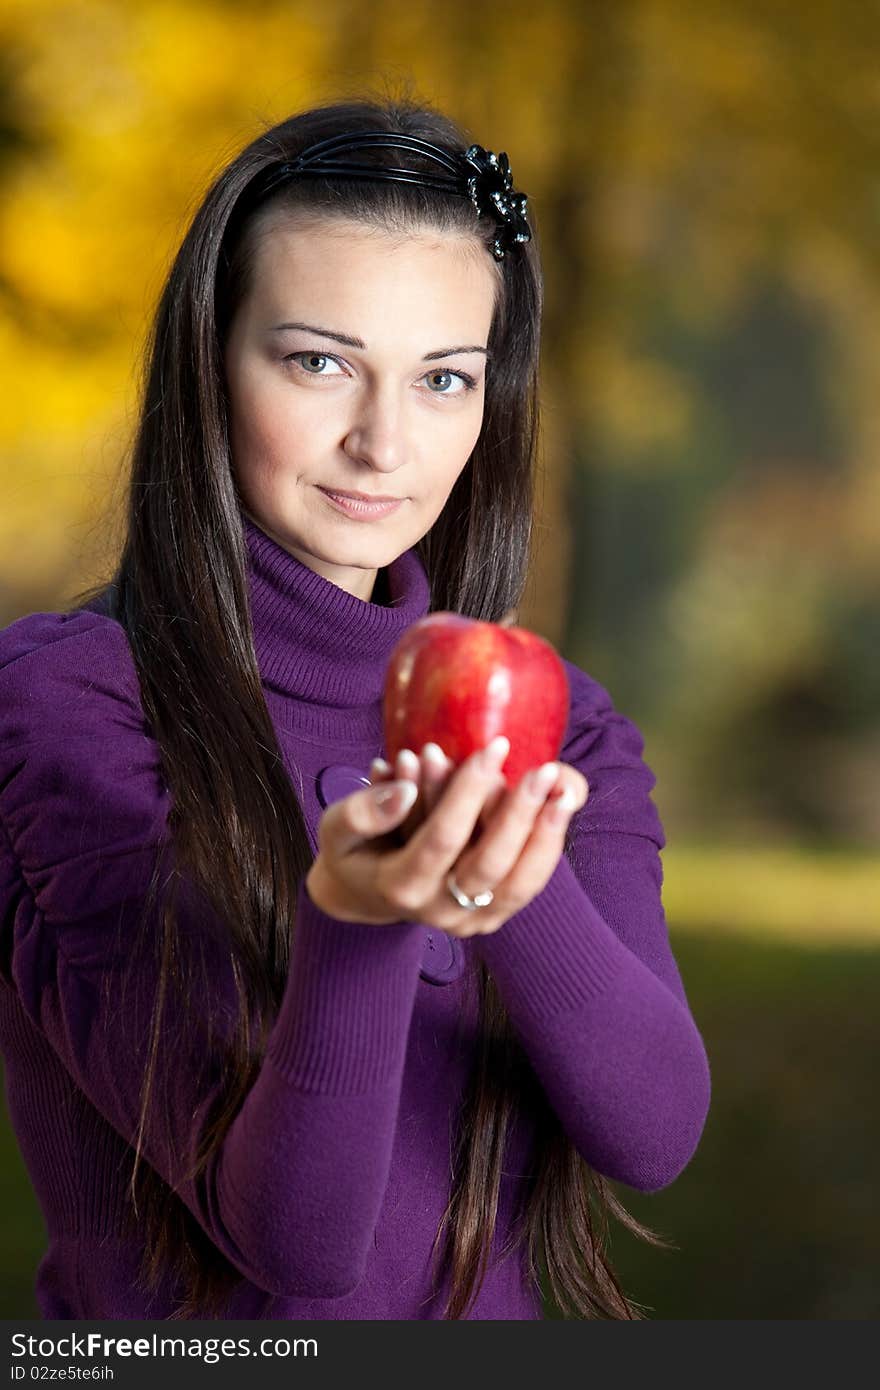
[331,779,419,857]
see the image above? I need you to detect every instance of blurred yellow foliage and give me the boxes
[585,340,694,454]
[664,844,880,943]
[0,0,335,596]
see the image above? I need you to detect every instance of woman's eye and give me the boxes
[424,369,476,395]
[285,352,343,376]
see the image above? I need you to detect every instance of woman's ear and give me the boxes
[500,608,518,628]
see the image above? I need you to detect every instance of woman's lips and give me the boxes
[318,488,405,520]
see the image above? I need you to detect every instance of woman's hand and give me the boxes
[367,742,587,841]
[305,738,589,938]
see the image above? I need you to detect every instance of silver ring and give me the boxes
[446,870,494,911]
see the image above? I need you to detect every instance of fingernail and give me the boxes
[479,735,510,771]
[370,757,392,778]
[524,762,558,799]
[546,787,577,823]
[421,742,447,767]
[375,780,418,812]
[397,748,420,776]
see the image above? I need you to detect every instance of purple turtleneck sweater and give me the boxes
[0,514,710,1320]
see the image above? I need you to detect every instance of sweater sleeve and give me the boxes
[471,658,711,1194]
[0,610,426,1300]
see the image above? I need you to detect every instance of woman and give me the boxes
[0,94,711,1321]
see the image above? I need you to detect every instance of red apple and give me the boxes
[382,612,570,790]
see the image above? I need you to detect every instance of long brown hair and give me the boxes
[68,86,674,1320]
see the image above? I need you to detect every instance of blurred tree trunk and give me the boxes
[523,0,635,653]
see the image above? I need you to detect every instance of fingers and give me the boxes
[445,766,588,931]
[323,776,419,858]
[530,764,589,823]
[370,744,455,835]
[339,745,585,935]
[392,748,424,839]
[476,777,508,833]
[477,780,584,917]
[386,736,510,910]
[420,742,451,817]
[368,751,421,786]
[460,760,560,888]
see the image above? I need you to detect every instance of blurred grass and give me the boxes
[540,843,880,1317]
[0,1087,42,1318]
[662,843,879,943]
[560,929,880,1320]
[3,846,878,1318]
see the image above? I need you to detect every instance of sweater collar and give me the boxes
[243,511,431,709]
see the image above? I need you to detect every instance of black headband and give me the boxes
[253,131,532,261]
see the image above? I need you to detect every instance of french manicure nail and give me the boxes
[524,762,558,799]
[479,735,510,771]
[422,742,446,767]
[547,787,577,822]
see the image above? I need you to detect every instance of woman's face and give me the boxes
[223,210,499,601]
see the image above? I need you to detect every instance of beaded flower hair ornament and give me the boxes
[254,131,532,261]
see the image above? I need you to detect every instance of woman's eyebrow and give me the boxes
[269,320,491,361]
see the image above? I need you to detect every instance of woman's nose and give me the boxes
[342,390,407,472]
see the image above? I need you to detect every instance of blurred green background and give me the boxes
[1,0,877,1319]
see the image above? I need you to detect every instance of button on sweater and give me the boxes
[0,513,711,1319]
